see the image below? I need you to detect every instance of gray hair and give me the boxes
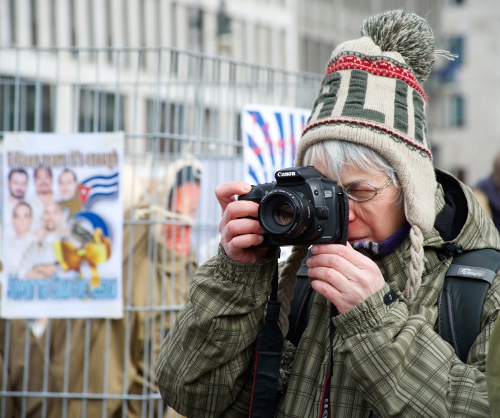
[302,140,404,206]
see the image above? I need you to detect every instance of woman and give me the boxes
[157,10,500,417]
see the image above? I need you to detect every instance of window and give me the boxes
[105,0,113,62]
[69,0,77,46]
[78,89,124,132]
[147,100,186,153]
[139,0,146,47]
[30,0,38,45]
[9,0,16,44]
[0,77,53,132]
[299,36,335,74]
[436,36,464,83]
[188,6,203,52]
[50,0,57,45]
[448,36,464,65]
[170,2,177,48]
[217,1,232,55]
[88,0,94,47]
[449,94,465,128]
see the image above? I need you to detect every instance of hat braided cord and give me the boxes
[277,245,309,337]
[403,226,425,303]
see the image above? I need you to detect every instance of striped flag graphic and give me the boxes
[78,172,119,208]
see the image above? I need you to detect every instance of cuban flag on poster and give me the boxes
[79,172,119,209]
[242,104,310,186]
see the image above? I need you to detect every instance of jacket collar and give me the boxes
[379,168,500,298]
[432,168,500,252]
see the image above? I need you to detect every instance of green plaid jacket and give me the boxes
[157,172,500,417]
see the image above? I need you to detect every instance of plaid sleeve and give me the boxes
[156,247,280,418]
[332,272,500,418]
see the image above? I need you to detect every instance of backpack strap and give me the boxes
[438,248,500,362]
[249,262,284,418]
[286,254,314,346]
[289,248,500,365]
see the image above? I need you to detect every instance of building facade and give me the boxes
[0,0,443,74]
[4,0,497,183]
[436,0,500,185]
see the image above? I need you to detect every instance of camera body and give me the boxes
[239,166,347,247]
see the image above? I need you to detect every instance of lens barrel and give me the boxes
[258,189,312,239]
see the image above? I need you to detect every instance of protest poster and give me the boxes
[241,104,310,185]
[2,132,124,318]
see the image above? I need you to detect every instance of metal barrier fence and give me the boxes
[0,46,321,418]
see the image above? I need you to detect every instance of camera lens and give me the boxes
[258,189,312,239]
[273,202,294,226]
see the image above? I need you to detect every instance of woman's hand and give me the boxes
[215,181,270,264]
[307,242,385,313]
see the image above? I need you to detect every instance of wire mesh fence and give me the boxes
[0,46,321,418]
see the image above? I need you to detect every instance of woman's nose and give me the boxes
[348,202,357,222]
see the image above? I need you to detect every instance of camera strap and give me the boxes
[248,190,349,417]
[318,302,338,418]
[340,191,349,245]
[248,261,283,418]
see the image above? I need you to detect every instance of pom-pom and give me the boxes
[360,9,435,83]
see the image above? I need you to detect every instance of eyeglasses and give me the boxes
[343,179,394,202]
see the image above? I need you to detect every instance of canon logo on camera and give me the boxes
[276,171,297,177]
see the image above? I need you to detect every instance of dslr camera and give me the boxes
[239,166,348,247]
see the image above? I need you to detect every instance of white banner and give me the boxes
[242,104,310,185]
[2,132,124,319]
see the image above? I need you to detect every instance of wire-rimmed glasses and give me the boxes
[343,179,394,202]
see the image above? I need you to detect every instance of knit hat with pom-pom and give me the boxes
[283,10,447,309]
